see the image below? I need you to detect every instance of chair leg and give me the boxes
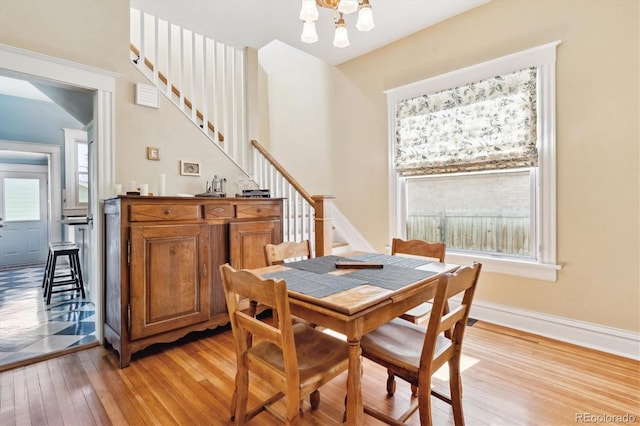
[310,389,320,410]
[285,391,301,424]
[230,386,237,421]
[418,378,434,426]
[71,252,85,298]
[42,249,52,288]
[46,254,58,304]
[233,370,249,425]
[449,358,465,426]
[386,369,396,396]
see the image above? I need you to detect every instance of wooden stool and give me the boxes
[43,243,85,304]
[41,241,73,289]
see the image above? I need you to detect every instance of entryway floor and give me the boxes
[0,265,97,369]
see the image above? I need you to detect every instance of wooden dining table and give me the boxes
[252,252,459,425]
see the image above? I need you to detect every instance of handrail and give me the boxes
[251,140,313,206]
[129,43,224,142]
[252,139,335,257]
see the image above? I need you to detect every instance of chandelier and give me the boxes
[299,0,375,48]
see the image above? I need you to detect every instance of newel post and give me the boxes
[312,195,335,257]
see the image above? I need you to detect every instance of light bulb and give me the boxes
[333,19,350,48]
[356,2,375,31]
[299,0,319,21]
[337,0,359,15]
[301,20,318,43]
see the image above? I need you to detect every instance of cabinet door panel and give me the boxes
[130,224,210,339]
[229,220,281,270]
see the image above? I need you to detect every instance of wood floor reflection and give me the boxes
[1,320,638,425]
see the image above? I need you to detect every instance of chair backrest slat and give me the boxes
[264,240,312,266]
[235,311,282,346]
[392,238,446,262]
[439,305,466,333]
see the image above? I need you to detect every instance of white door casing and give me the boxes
[0,43,119,344]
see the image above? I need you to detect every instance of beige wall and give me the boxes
[266,0,639,332]
[0,0,244,196]
[266,54,336,196]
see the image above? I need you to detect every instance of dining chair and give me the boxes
[263,240,314,326]
[360,262,481,426]
[220,263,349,425]
[392,238,447,324]
[264,240,313,266]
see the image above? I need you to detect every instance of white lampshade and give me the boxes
[355,3,375,31]
[299,0,319,21]
[337,0,359,15]
[333,23,350,48]
[301,20,318,43]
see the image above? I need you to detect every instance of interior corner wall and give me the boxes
[263,55,335,196]
[0,0,245,197]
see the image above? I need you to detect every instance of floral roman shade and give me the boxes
[395,67,538,176]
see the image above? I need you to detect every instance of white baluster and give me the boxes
[166,23,173,98]
[190,30,196,121]
[201,35,208,133]
[153,15,159,85]
[211,41,220,143]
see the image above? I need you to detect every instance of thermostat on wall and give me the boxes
[135,83,159,108]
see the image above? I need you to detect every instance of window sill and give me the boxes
[445,252,561,282]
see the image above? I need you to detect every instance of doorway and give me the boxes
[0,43,118,368]
[0,163,48,267]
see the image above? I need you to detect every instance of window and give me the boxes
[4,177,41,221]
[386,41,561,281]
[63,128,88,216]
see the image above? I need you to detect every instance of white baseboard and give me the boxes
[464,299,640,361]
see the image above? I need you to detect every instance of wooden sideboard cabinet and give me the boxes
[104,196,283,367]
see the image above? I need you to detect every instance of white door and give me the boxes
[0,164,48,267]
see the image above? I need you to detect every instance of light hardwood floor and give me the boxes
[1,321,638,425]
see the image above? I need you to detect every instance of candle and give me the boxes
[158,173,166,196]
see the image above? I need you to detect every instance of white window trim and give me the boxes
[63,128,88,216]
[385,41,562,281]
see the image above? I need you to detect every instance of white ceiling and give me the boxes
[0,75,53,102]
[130,0,489,66]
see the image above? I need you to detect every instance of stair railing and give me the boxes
[130,8,335,256]
[251,140,334,257]
[130,7,248,169]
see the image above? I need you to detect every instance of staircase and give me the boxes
[129,8,343,256]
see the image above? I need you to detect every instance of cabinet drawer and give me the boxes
[204,204,234,219]
[236,203,282,219]
[129,204,201,222]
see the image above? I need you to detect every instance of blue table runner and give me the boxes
[264,253,437,297]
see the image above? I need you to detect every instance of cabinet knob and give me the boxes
[257,208,262,213]
[165,209,171,215]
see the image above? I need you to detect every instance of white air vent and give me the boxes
[135,83,159,108]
